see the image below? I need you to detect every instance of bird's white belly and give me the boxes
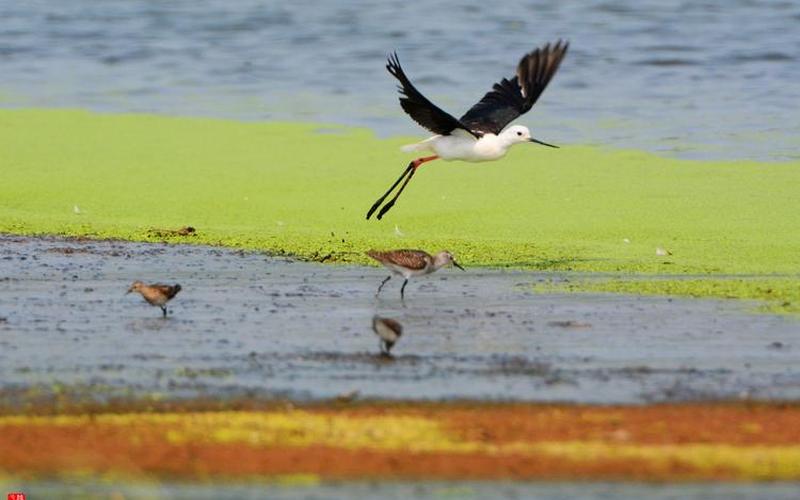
[388,263,432,279]
[374,321,399,343]
[431,134,507,162]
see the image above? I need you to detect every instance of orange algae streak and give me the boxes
[1,404,799,481]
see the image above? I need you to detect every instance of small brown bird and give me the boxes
[367,249,464,299]
[372,316,403,356]
[127,281,182,318]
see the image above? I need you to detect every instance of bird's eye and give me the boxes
[516,131,522,136]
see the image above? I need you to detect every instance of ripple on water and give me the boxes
[0,1,798,160]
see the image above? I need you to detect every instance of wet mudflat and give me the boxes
[1,234,798,404]
[13,479,800,500]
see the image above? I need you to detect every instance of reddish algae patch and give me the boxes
[1,402,799,481]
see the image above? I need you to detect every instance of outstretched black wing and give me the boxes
[459,40,569,136]
[387,52,479,138]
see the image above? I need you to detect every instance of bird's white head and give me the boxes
[500,125,558,149]
[433,251,465,271]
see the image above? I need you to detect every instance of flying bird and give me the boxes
[366,40,569,220]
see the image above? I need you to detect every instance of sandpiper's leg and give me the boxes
[376,275,391,296]
[400,278,409,299]
[161,305,167,318]
[366,164,413,220]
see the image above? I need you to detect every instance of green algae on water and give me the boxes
[535,276,800,315]
[1,108,799,306]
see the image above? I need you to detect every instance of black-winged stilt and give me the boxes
[366,40,569,220]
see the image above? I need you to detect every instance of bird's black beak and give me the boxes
[453,261,465,271]
[529,137,558,148]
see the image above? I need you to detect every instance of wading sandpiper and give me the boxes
[372,316,403,356]
[367,249,464,299]
[367,40,569,220]
[127,281,182,318]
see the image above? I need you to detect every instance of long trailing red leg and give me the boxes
[366,155,438,220]
[412,155,439,168]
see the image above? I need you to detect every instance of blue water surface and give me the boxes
[1,0,798,160]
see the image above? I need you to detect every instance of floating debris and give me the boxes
[656,247,672,256]
[334,390,360,403]
[547,320,592,329]
[147,226,196,238]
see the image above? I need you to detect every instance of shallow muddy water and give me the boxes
[10,479,800,500]
[1,235,798,404]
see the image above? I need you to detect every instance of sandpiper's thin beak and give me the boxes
[126,287,133,295]
[453,261,465,271]
[529,137,558,148]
